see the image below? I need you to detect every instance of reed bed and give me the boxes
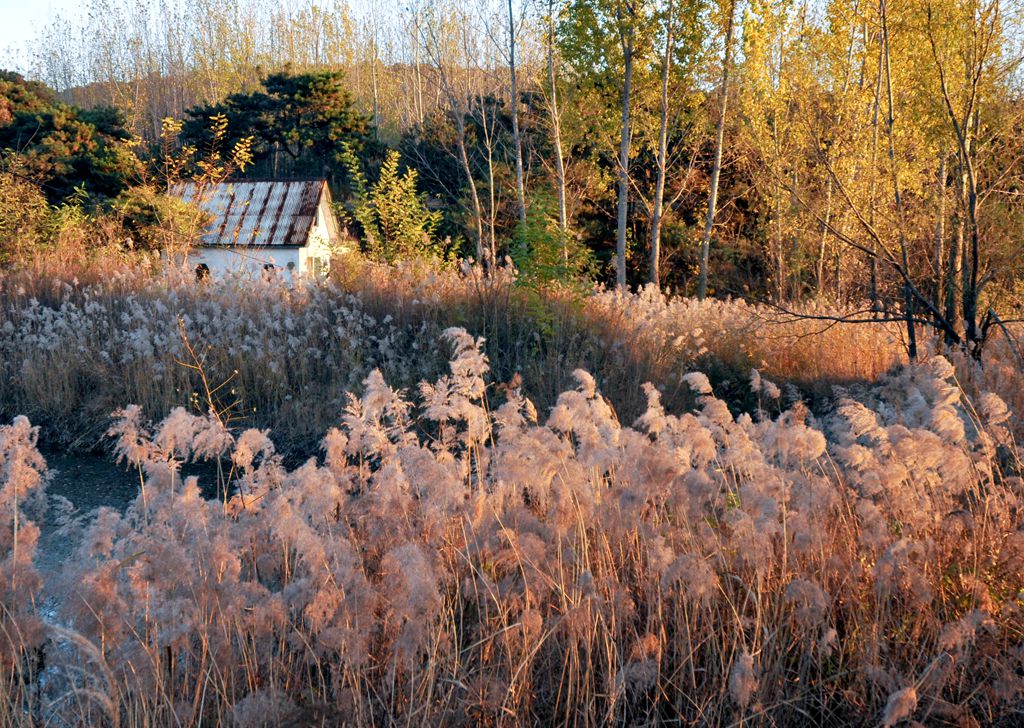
[1,331,1022,726]
[0,255,914,455]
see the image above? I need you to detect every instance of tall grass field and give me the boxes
[2,257,1023,726]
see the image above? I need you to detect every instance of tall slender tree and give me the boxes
[544,0,570,248]
[507,0,528,227]
[649,0,674,287]
[698,0,738,299]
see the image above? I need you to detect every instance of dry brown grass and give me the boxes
[5,252,1022,460]
[1,333,1022,726]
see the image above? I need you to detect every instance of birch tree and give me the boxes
[649,0,705,286]
[543,0,570,246]
[422,0,487,262]
[561,0,654,286]
[507,0,528,226]
[697,0,739,299]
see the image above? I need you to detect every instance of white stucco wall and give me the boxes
[188,246,304,280]
[301,206,334,275]
[186,198,336,281]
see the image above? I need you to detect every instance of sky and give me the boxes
[0,0,81,72]
[0,0,382,75]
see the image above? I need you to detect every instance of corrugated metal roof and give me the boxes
[172,179,329,247]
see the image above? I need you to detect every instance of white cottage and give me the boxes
[174,179,342,279]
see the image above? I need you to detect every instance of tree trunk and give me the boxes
[369,14,381,137]
[934,152,946,317]
[834,242,842,300]
[508,0,527,228]
[649,0,674,288]
[817,13,857,298]
[771,110,785,302]
[615,21,635,289]
[946,120,974,348]
[816,176,833,297]
[481,101,499,263]
[790,169,801,299]
[455,112,485,264]
[946,168,964,342]
[421,11,485,266]
[927,3,990,353]
[868,33,883,313]
[698,0,738,300]
[414,11,424,125]
[546,1,569,257]
[962,115,980,353]
[880,0,916,360]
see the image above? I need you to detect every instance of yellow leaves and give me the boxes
[195,158,224,181]
[166,116,254,186]
[160,117,184,141]
[209,112,230,142]
[231,137,255,174]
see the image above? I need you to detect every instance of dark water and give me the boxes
[35,450,224,573]
[41,449,142,514]
[41,449,226,511]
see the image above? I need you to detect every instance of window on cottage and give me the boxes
[309,256,329,277]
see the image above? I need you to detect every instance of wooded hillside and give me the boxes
[6,0,1024,356]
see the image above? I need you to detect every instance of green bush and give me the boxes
[111,185,204,252]
[0,173,51,268]
[511,190,595,289]
[342,147,448,263]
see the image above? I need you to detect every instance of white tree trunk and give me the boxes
[697,0,738,300]
[508,0,527,228]
[546,1,569,255]
[615,26,634,289]
[649,0,674,287]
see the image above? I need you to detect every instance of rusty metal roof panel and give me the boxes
[232,182,271,246]
[172,179,326,247]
